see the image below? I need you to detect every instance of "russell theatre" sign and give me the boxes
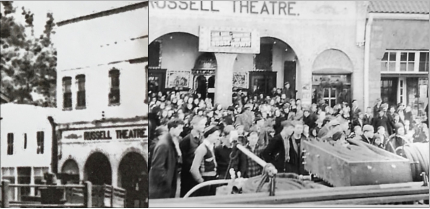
[63,127,148,141]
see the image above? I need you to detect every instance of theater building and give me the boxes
[1,104,58,201]
[149,1,368,108]
[365,1,429,117]
[53,1,148,207]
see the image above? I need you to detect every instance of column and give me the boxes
[214,53,237,107]
[13,167,18,201]
[30,167,35,195]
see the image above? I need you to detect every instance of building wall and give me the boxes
[149,1,365,107]
[368,19,430,107]
[54,5,148,124]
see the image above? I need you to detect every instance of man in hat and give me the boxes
[373,98,382,118]
[360,125,375,144]
[282,82,295,101]
[372,108,389,136]
[214,125,244,179]
[222,106,235,126]
[262,120,295,172]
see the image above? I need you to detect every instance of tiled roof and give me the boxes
[369,1,429,14]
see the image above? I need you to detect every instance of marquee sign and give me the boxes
[62,127,148,142]
[199,27,260,54]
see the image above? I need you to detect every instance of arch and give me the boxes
[118,152,148,207]
[61,159,79,175]
[84,152,112,185]
[312,49,354,74]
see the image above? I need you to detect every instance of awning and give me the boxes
[312,68,353,75]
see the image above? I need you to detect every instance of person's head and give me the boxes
[366,107,372,114]
[204,126,221,144]
[281,94,286,100]
[248,131,259,146]
[377,126,386,135]
[378,108,384,117]
[191,116,207,133]
[354,126,363,135]
[363,125,374,139]
[276,88,282,94]
[194,98,200,105]
[405,105,412,112]
[303,109,310,117]
[358,112,364,119]
[274,109,281,117]
[374,134,383,146]
[269,99,275,106]
[389,106,395,113]
[236,125,245,135]
[187,97,193,104]
[284,82,290,89]
[281,120,295,136]
[376,98,382,105]
[197,93,202,98]
[167,118,185,137]
[395,124,405,136]
[155,125,169,138]
[296,99,301,106]
[303,125,310,135]
[259,94,264,99]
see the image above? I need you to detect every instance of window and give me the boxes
[37,131,44,154]
[400,52,415,71]
[7,133,14,155]
[380,77,398,107]
[419,52,429,72]
[381,51,397,71]
[109,69,120,105]
[323,88,337,107]
[254,44,273,71]
[381,50,429,72]
[24,133,27,149]
[76,75,86,108]
[63,77,72,109]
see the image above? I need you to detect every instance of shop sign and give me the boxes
[199,27,260,54]
[62,127,147,142]
[150,1,299,16]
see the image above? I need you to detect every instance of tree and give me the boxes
[1,1,57,107]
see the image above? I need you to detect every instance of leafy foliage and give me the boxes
[1,1,57,107]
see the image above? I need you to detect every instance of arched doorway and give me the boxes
[312,49,353,107]
[84,152,112,185]
[118,152,148,208]
[192,52,217,102]
[242,37,298,98]
[61,159,80,184]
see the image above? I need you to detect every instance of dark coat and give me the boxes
[372,116,390,135]
[179,133,201,197]
[285,134,308,175]
[149,134,179,199]
[262,134,287,172]
[352,118,365,129]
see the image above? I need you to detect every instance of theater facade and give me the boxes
[53,1,148,207]
[149,1,368,108]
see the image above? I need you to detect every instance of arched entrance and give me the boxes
[241,37,298,98]
[312,49,353,107]
[118,152,148,208]
[84,152,112,185]
[192,52,217,102]
[61,159,80,184]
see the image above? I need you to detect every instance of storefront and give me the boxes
[149,1,366,107]
[366,1,429,118]
[54,1,149,207]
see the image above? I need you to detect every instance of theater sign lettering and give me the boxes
[150,1,299,16]
[62,127,148,142]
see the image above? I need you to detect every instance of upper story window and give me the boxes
[76,75,86,108]
[37,131,44,154]
[62,77,72,109]
[381,50,429,73]
[24,133,27,149]
[7,133,14,155]
[109,69,120,105]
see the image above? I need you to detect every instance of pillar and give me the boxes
[214,53,237,107]
[30,167,35,195]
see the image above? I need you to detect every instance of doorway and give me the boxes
[284,61,296,94]
[195,75,207,99]
[84,152,112,185]
[118,152,148,208]
[207,76,215,103]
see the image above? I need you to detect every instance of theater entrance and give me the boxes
[193,53,217,102]
[84,152,112,185]
[118,152,148,208]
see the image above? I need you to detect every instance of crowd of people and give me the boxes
[148,86,429,199]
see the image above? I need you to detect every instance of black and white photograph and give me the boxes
[1,1,149,208]
[148,0,429,207]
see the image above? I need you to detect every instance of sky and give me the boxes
[12,1,142,37]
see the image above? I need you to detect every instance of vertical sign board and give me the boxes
[199,26,260,54]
